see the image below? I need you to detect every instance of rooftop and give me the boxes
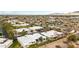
[16,28,30,32]
[41,30,63,37]
[17,33,46,47]
[15,26,43,33]
[17,30,63,47]
[0,38,13,48]
[29,26,43,30]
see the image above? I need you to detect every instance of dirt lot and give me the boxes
[39,37,68,48]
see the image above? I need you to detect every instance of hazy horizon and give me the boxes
[0,11,78,15]
[0,11,53,15]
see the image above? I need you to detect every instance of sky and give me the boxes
[0,0,79,14]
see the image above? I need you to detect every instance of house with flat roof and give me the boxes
[41,30,63,38]
[17,33,46,48]
[15,26,43,32]
[13,23,29,27]
[16,28,30,33]
[17,30,64,48]
[29,26,43,31]
[7,19,29,26]
[15,26,44,35]
[0,38,13,48]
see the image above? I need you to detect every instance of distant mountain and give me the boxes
[50,11,79,15]
[72,11,79,13]
[49,12,66,15]
[65,11,79,15]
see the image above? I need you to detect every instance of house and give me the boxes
[15,26,44,34]
[13,23,29,27]
[28,26,44,33]
[17,30,64,48]
[17,33,46,48]
[0,38,13,48]
[16,28,30,33]
[7,19,29,26]
[29,26,43,31]
[41,30,64,38]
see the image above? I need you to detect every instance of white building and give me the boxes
[17,33,46,48]
[13,23,29,27]
[29,26,43,31]
[15,26,43,33]
[41,30,63,38]
[7,20,18,24]
[0,38,13,48]
[17,30,63,48]
[16,28,30,32]
[7,20,29,26]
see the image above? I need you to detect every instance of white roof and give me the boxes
[29,26,43,30]
[0,44,5,48]
[3,40,13,48]
[16,28,30,32]
[16,26,43,32]
[0,38,13,48]
[13,23,29,26]
[17,33,46,47]
[41,30,63,37]
[17,30,63,47]
[0,38,6,42]
[7,20,29,26]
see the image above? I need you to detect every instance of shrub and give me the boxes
[67,34,77,42]
[68,44,75,48]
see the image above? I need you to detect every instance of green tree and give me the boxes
[0,33,2,36]
[2,23,14,39]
